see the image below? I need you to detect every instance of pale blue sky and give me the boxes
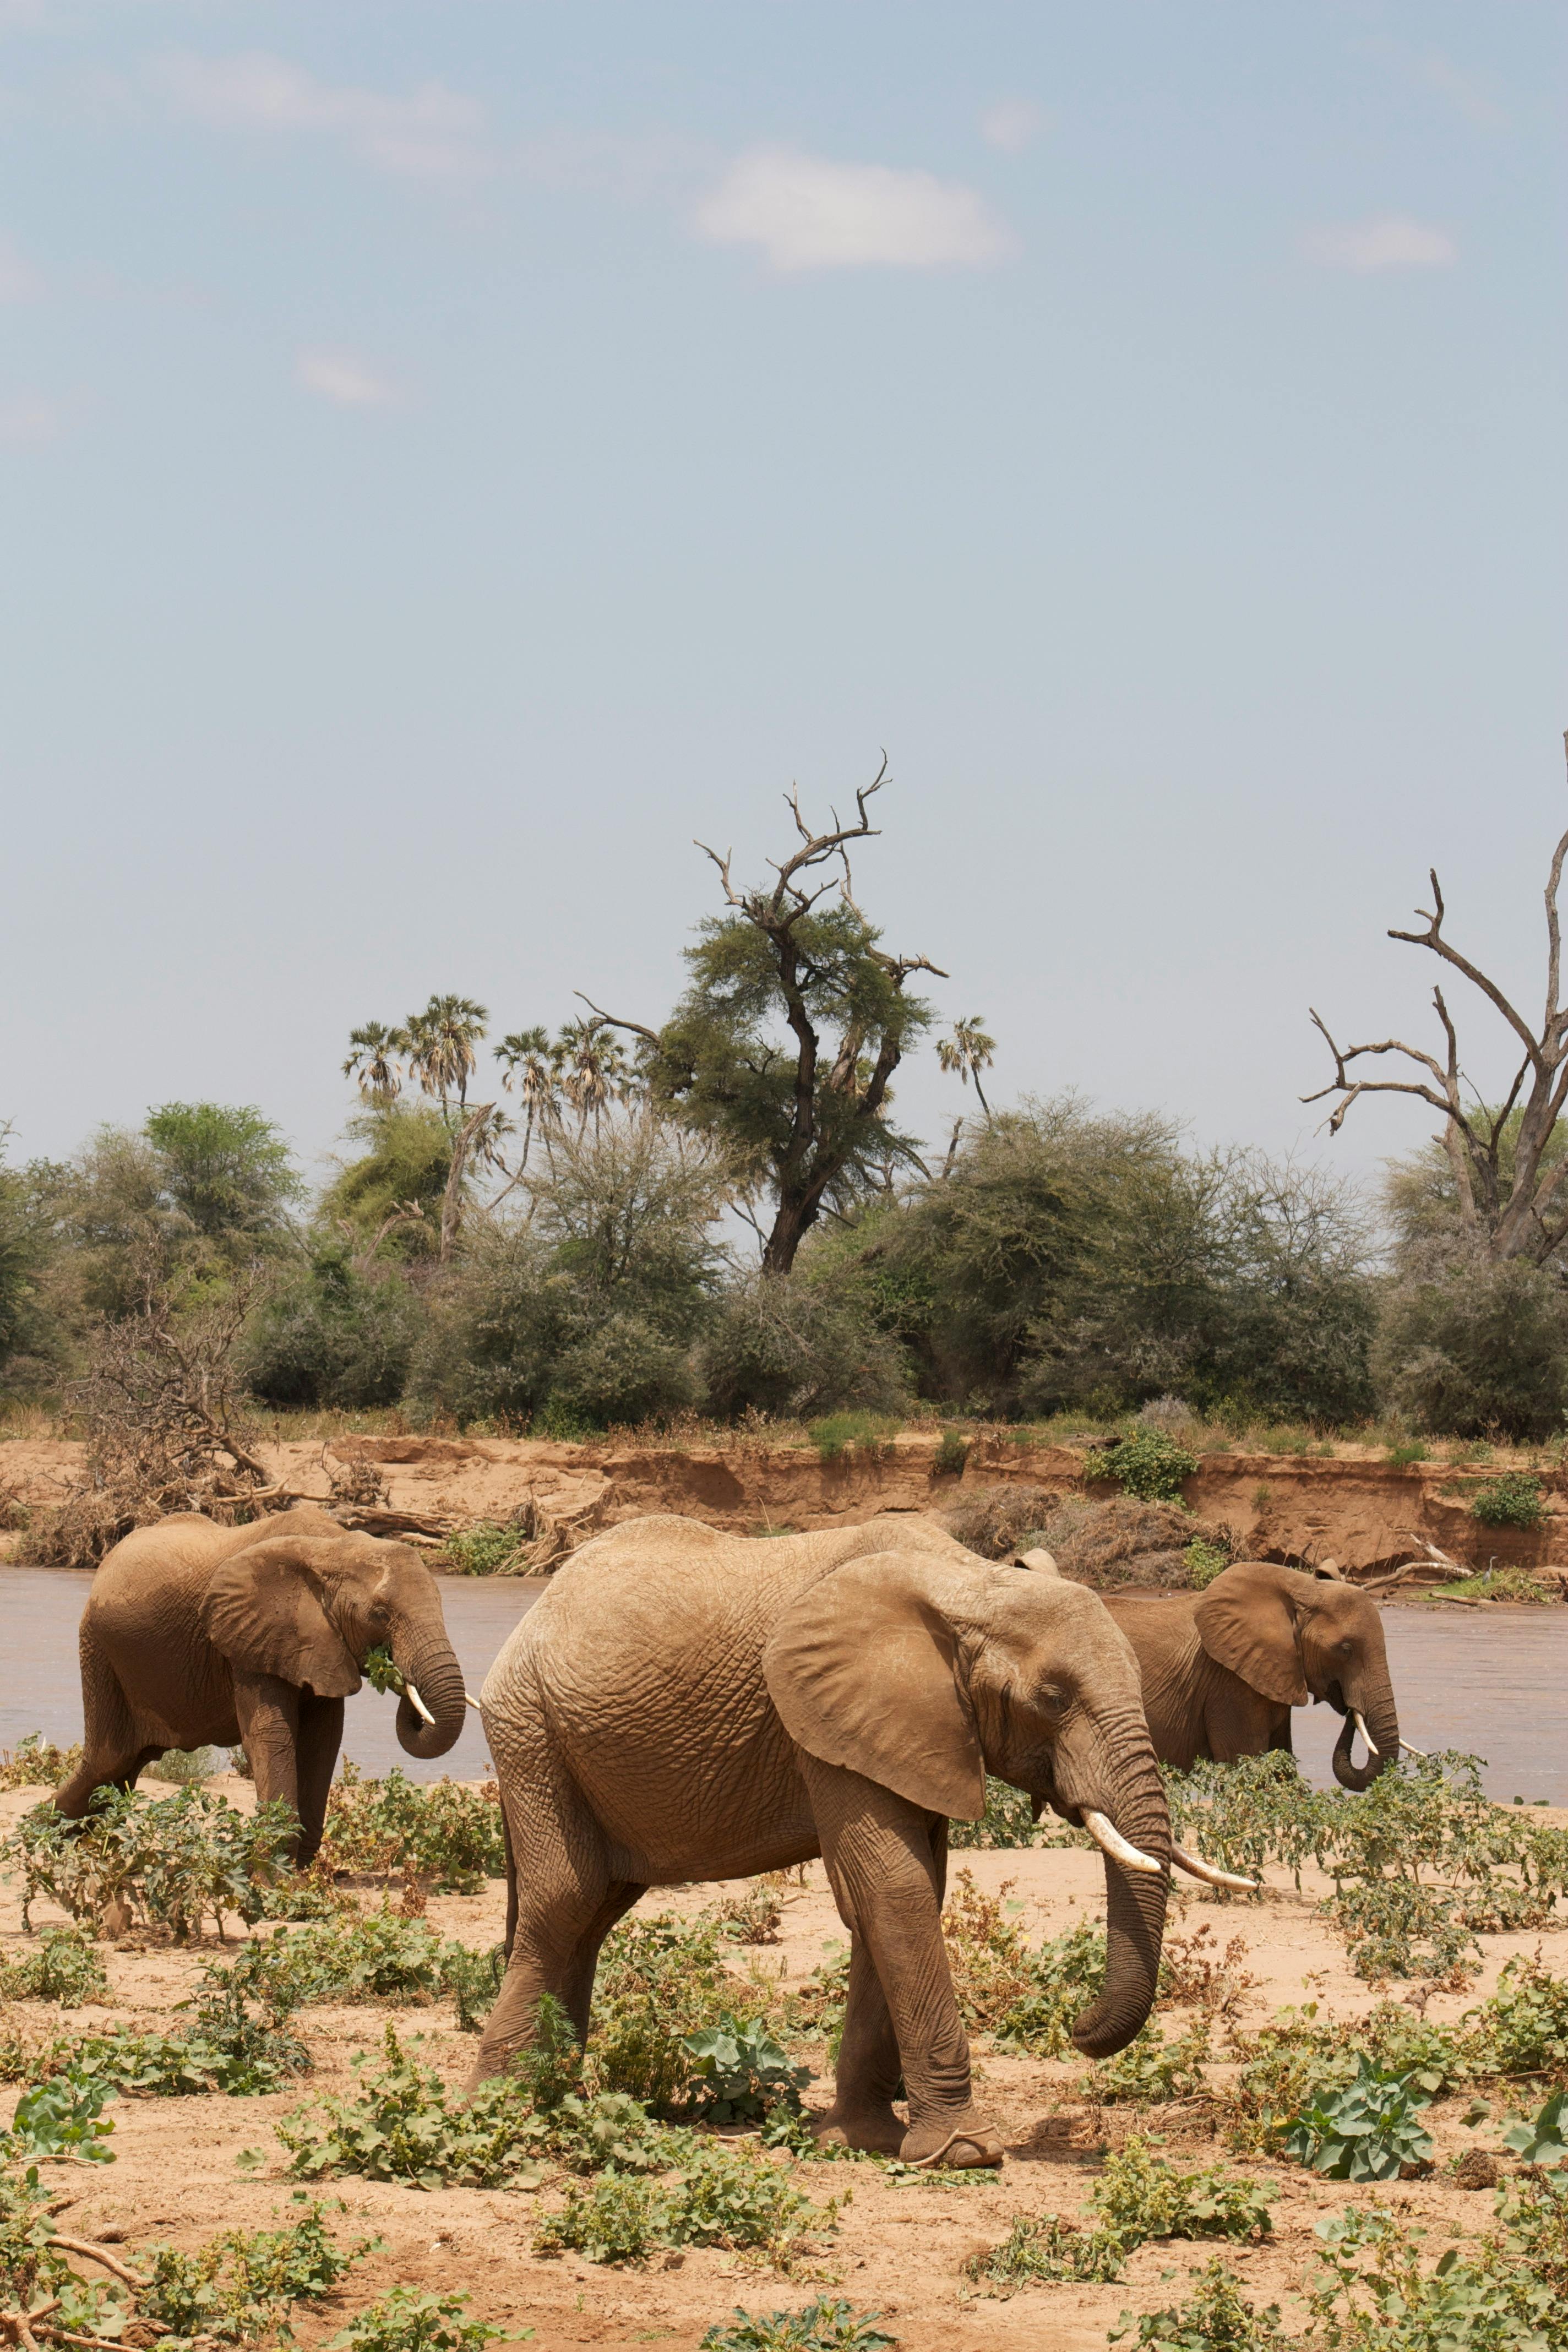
[3,2,1564,1201]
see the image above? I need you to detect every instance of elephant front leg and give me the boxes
[294,1697,344,1868]
[232,1674,304,1856]
[802,1756,1002,2170]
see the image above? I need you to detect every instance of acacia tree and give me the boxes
[1305,750,1568,1264]
[584,762,945,1274]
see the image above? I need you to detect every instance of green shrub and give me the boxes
[1088,2021,1211,2105]
[0,1928,110,2008]
[1280,2056,1434,2181]
[933,1429,970,1477]
[994,1921,1107,2056]
[320,1765,505,1891]
[1086,1430,1197,1503]
[807,1411,901,1464]
[533,2173,671,2267]
[439,1521,530,1575]
[4,2066,117,2163]
[700,2302,895,2351]
[1374,1253,1568,1444]
[328,2286,525,2352]
[7,1785,298,1938]
[681,2015,811,2124]
[139,2203,375,2345]
[700,1273,911,1424]
[591,1912,749,2109]
[947,1777,1041,1850]
[1184,1538,1231,1588]
[59,1973,310,2098]
[143,1745,220,1785]
[965,2136,1269,2291]
[0,1733,83,1792]
[1471,1473,1548,1530]
[276,2025,545,2190]
[1111,2258,1289,2352]
[1501,2088,1568,2168]
[1465,1957,1568,2082]
[1308,2203,1551,2352]
[228,1913,462,2011]
[446,1942,508,2035]
[1329,1875,1480,1982]
[1384,1441,1428,1468]
[670,2141,819,2255]
[241,1249,424,1409]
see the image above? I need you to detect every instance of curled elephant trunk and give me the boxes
[1331,1686,1400,1792]
[1060,1725,1171,2059]
[392,1634,467,1761]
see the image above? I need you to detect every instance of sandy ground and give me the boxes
[6,1777,1568,2352]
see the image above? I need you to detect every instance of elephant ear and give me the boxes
[1194,1562,1309,1707]
[199,1538,363,1698]
[763,1551,986,1820]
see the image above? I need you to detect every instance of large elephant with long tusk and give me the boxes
[470,1512,1226,2169]
[52,1505,475,1865]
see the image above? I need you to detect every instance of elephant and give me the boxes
[1099,1559,1402,1790]
[52,1504,470,1863]
[469,1510,1217,2170]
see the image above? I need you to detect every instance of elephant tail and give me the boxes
[501,1799,518,1961]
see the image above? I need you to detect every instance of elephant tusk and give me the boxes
[1400,1739,1428,1759]
[405,1681,436,1727]
[1081,1809,1163,1876]
[1352,1710,1380,1758]
[1170,1841,1259,1893]
[465,1692,483,1711]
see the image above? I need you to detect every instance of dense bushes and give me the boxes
[1373,1247,1568,1442]
[698,1274,909,1422]
[241,1248,423,1408]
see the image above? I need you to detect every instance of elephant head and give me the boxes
[199,1531,467,1761]
[764,1553,1170,2059]
[1194,1560,1400,1790]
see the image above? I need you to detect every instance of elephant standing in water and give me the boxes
[53,1505,469,1861]
[471,1512,1232,2170]
[1102,1560,1402,1788]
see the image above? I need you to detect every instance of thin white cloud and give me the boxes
[0,391,64,444]
[296,349,397,407]
[1302,214,1457,273]
[153,50,488,182]
[0,232,38,300]
[1418,52,1506,131]
[979,99,1043,154]
[695,146,1011,273]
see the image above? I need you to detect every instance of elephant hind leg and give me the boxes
[813,1933,906,2157]
[53,1625,145,1819]
[464,1775,624,2090]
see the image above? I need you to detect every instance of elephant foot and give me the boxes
[899,2112,1004,2170]
[811,2101,906,2158]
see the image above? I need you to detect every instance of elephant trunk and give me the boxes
[1059,1716,1172,2059]
[390,1626,467,1761]
[1331,1678,1400,1792]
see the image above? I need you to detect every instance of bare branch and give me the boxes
[1389,866,1547,1072]
[573,993,661,1047]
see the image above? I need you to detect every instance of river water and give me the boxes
[4,1570,1567,1802]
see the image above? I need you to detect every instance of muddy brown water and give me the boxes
[3,1571,1567,1801]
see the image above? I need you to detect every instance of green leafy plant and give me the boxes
[993,1920,1107,2056]
[7,1783,298,1939]
[1462,1956,1568,2082]
[276,2024,546,2189]
[965,2137,1269,2292]
[1088,2020,1211,2105]
[533,2173,671,2267]
[1085,1430,1197,1503]
[328,2286,529,2352]
[138,2202,375,2345]
[1384,1441,1428,1468]
[438,1522,532,1576]
[227,1912,467,2011]
[1308,2204,1551,2352]
[0,1733,83,1792]
[932,1429,969,1479]
[1184,1537,1231,1589]
[806,1412,901,1465]
[446,1941,507,2035]
[1471,1472,1548,1530]
[1110,2258,1289,2352]
[1280,2056,1434,2181]
[0,1928,111,2008]
[682,2015,812,2124]
[947,1777,1042,1850]
[1501,2088,1568,2168]
[1329,1874,1480,1983]
[319,1765,506,1891]
[700,2301,895,2350]
[535,2138,821,2268]
[4,2065,117,2163]
[591,1911,749,2109]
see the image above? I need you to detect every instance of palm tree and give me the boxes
[937,1016,996,1117]
[398,995,489,1119]
[494,1027,558,1170]
[342,1022,404,1106]
[555,1020,637,1136]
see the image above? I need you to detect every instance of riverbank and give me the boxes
[4,1430,1567,1583]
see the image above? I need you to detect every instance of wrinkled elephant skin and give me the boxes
[472,1511,1171,2170]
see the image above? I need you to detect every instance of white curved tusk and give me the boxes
[1352,1711,1380,1758]
[1170,1841,1259,1893]
[1081,1809,1163,1875]
[1399,1739,1427,1759]
[465,1692,483,1711]
[405,1681,436,1727]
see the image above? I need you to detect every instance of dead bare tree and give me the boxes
[1304,739,1568,1264]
